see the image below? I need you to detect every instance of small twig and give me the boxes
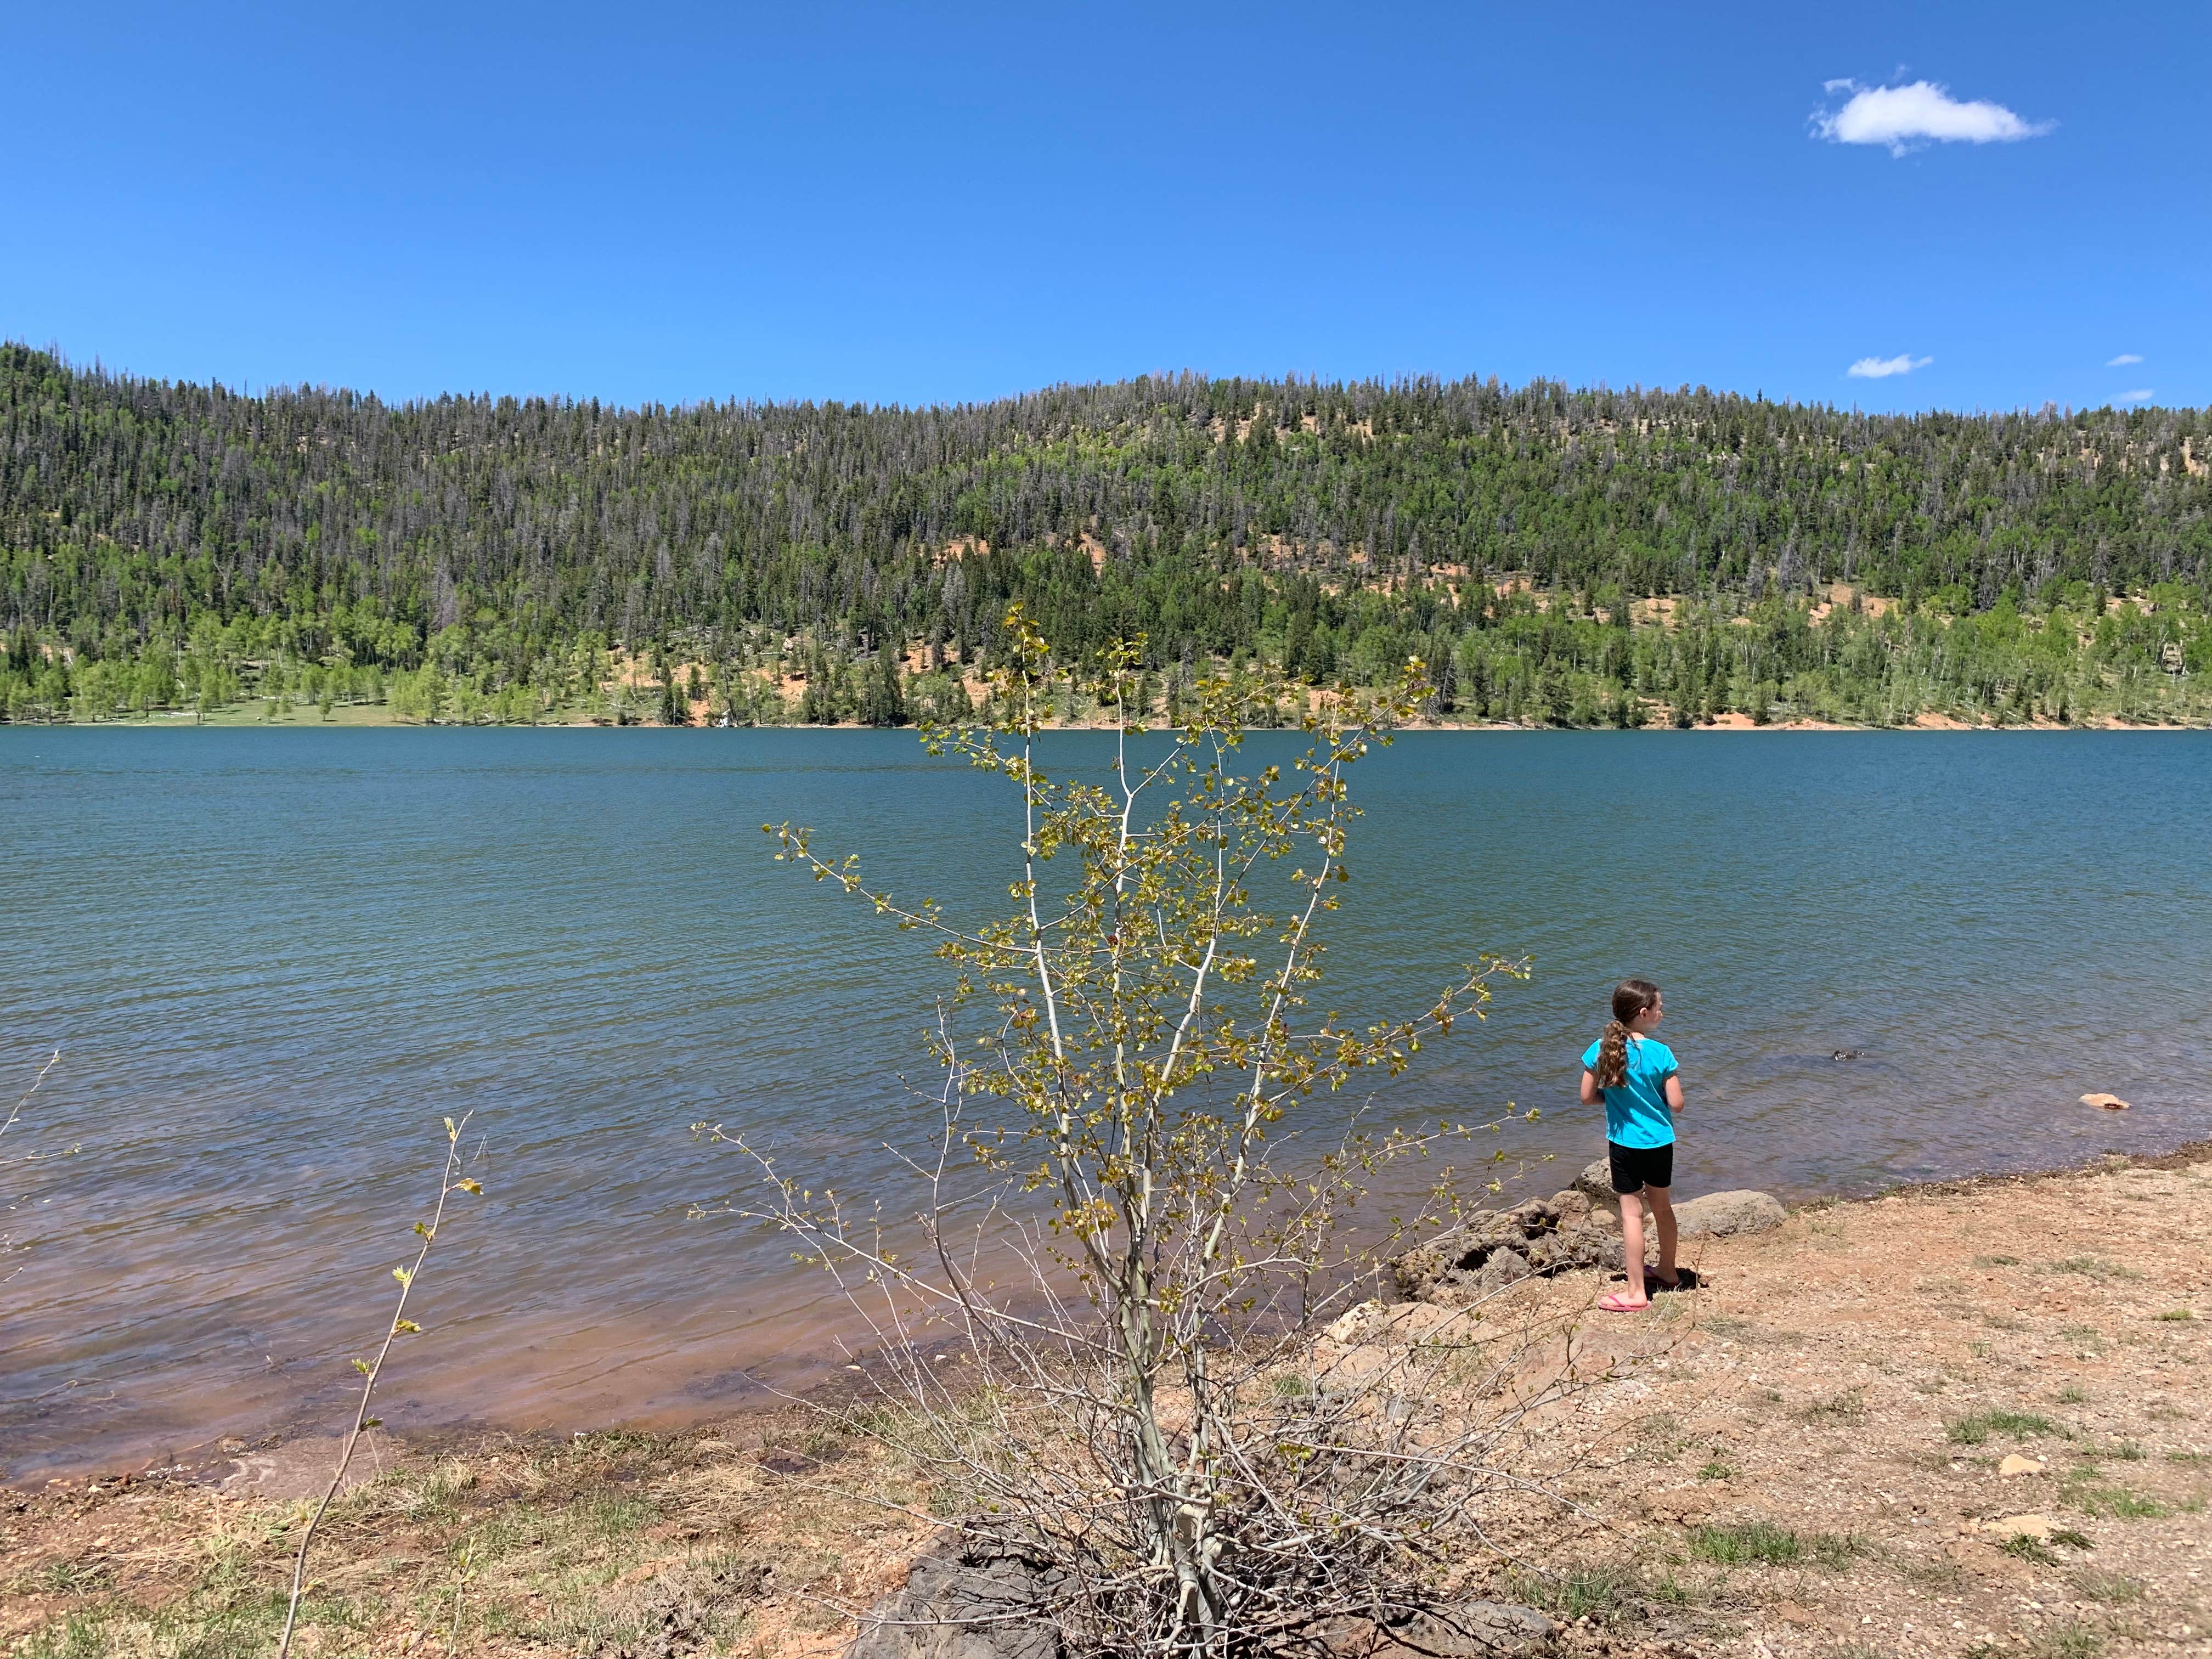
[276,1114,480,1659]
[0,1047,61,1152]
[1,1048,64,1279]
[449,1536,475,1650]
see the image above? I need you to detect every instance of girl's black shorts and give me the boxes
[1608,1139,1674,1195]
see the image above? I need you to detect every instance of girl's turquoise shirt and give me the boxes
[1579,1032,1678,1148]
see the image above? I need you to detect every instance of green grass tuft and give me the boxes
[1800,1389,1867,1423]
[2043,1256,2141,1280]
[1947,1409,2066,1445]
[5,1561,110,1596]
[1506,1564,1636,1623]
[2063,1479,2168,1520]
[2071,1568,2145,1604]
[1688,1521,1860,1569]
[2021,1622,2106,1658]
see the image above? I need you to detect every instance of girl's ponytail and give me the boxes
[1594,978,1661,1090]
[1595,1019,1632,1088]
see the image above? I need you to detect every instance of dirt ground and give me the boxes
[1447,1145,2212,1658]
[4,1149,2207,1659]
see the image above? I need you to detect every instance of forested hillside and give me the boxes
[3,343,2208,726]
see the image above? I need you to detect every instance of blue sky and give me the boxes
[1,1,2202,413]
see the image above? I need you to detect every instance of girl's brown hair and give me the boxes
[1594,978,1662,1089]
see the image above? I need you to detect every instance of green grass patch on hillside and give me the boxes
[1948,1409,2068,1445]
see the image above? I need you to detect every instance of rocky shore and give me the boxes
[5,1146,2209,1658]
[1387,1159,1788,1306]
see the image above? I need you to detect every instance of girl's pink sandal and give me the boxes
[1598,1291,1650,1313]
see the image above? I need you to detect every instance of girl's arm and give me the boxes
[1665,1075,1684,1114]
[1579,1068,1604,1107]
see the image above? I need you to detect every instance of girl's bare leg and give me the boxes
[1618,1193,1649,1304]
[1646,1186,1678,1286]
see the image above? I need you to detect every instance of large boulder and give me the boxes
[1391,1195,1620,1302]
[1674,1189,1786,1238]
[849,1536,1070,1659]
[1389,1209,1536,1300]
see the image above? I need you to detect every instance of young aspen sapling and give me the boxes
[277,1114,482,1659]
[703,609,1534,1658]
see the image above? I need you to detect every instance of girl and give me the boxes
[1578,978,1684,1312]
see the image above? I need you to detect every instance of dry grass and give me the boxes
[2,1420,929,1659]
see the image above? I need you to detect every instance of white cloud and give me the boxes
[1813,80,2051,156]
[1846,353,1933,380]
[2117,388,2155,404]
[2106,353,2143,366]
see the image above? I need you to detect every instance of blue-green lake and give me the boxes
[4,727,2208,1480]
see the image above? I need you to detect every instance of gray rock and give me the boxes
[1390,1237,1460,1300]
[1401,1602,1556,1657]
[848,1537,1069,1659]
[1674,1189,1786,1238]
[1505,1198,1560,1234]
[1570,1157,1615,1203]
[1474,1248,1531,1295]
[1393,1182,1630,1301]
[1524,1221,1618,1275]
[1388,1210,1528,1299]
[1394,1165,1782,1301]
[1464,1210,1533,1252]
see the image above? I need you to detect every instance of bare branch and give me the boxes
[277,1114,482,1659]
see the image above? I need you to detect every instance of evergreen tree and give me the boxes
[859,650,907,726]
